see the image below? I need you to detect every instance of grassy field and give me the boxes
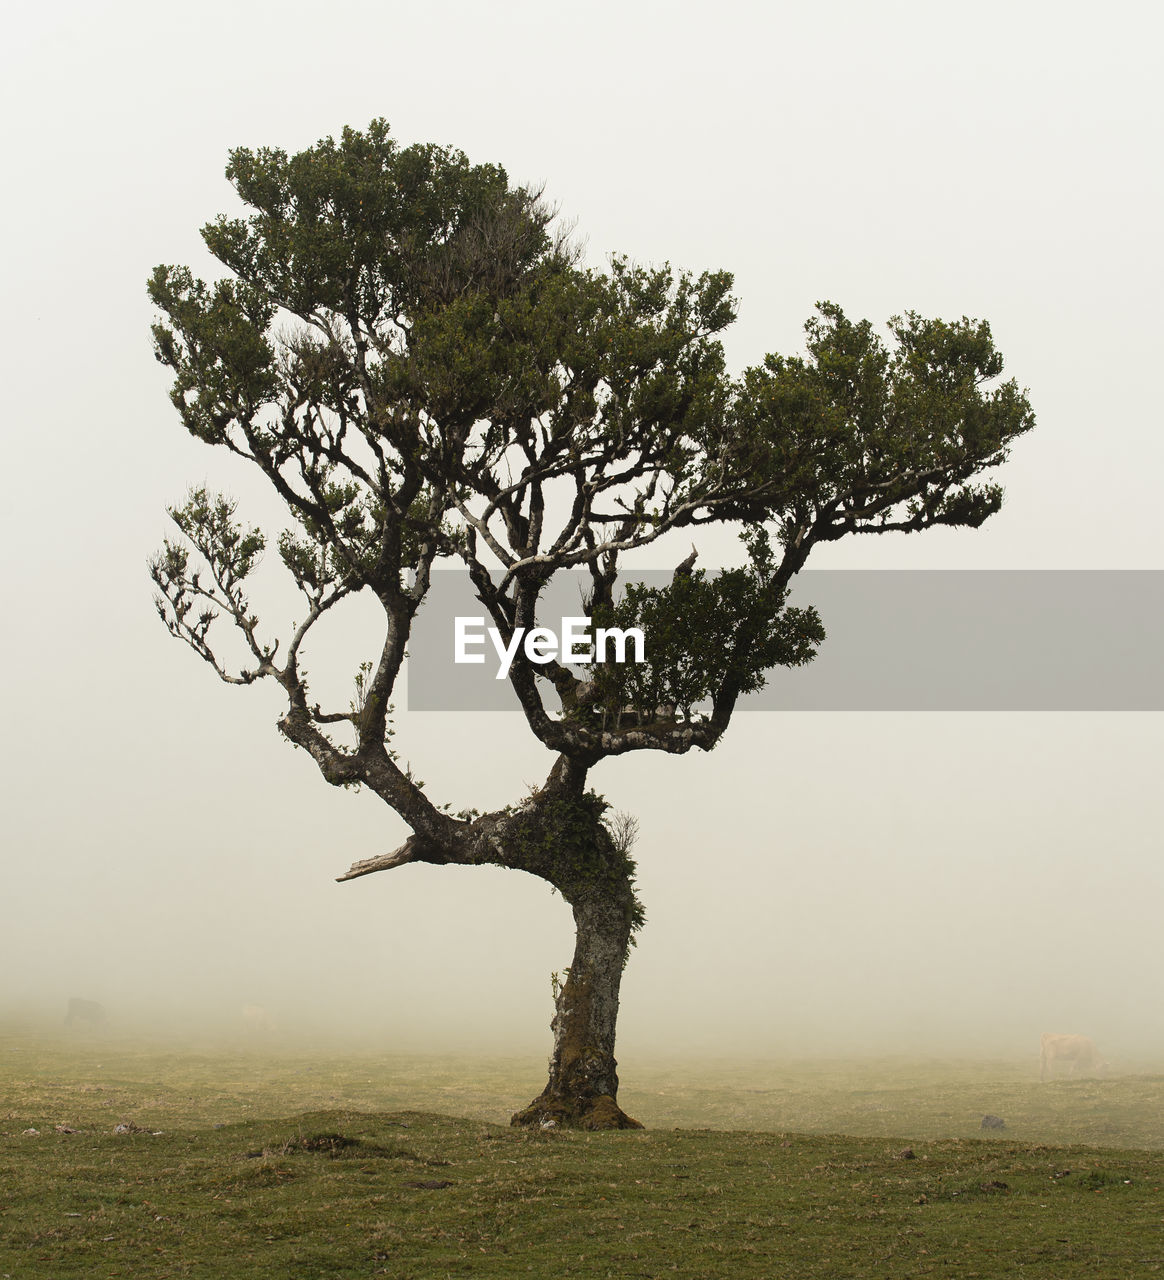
[3,1031,1163,1277]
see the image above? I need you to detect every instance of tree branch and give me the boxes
[336,834,427,882]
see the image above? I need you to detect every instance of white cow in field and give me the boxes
[1040,1032,1105,1081]
[241,1004,276,1033]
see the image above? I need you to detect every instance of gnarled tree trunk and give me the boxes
[338,756,644,1129]
[512,885,642,1130]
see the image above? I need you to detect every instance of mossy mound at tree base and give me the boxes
[510,1091,643,1130]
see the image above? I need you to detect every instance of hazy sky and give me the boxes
[2,1,1162,1065]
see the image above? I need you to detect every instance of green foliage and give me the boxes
[712,302,1034,541]
[347,662,398,767]
[349,660,375,735]
[148,489,269,668]
[148,119,563,608]
[502,789,645,934]
[167,487,265,584]
[583,535,824,726]
[147,267,279,446]
[550,968,570,1001]
[149,119,1033,731]
[201,119,527,321]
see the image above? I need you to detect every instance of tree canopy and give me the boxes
[148,120,1034,1127]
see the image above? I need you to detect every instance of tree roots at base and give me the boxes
[510,1092,643,1131]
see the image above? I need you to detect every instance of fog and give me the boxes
[2,1,1162,1074]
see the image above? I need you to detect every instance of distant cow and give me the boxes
[64,998,106,1029]
[241,1004,276,1033]
[1040,1032,1104,1081]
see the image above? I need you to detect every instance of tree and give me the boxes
[148,120,1035,1129]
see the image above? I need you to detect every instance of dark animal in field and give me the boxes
[981,1114,1006,1130]
[64,998,106,1029]
[1040,1032,1105,1081]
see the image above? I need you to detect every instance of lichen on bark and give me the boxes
[500,785,645,1129]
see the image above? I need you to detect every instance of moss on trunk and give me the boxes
[512,893,642,1131]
